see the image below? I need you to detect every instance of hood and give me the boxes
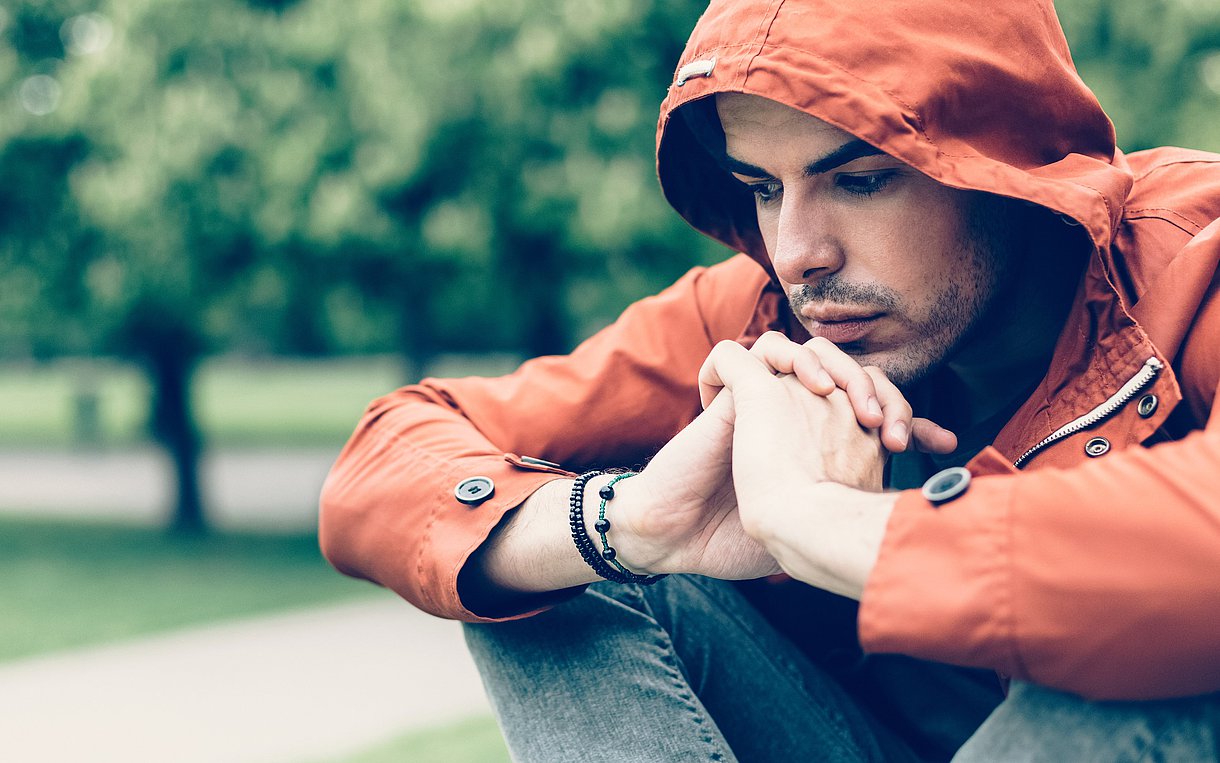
[656,0,1134,271]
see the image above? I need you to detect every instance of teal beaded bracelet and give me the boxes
[593,472,665,585]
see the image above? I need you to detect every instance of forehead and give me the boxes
[715,92,854,147]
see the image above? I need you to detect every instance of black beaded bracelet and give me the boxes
[569,470,665,586]
[569,471,627,583]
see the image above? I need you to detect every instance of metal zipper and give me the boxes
[1012,356,1164,469]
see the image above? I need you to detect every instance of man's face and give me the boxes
[715,92,1016,387]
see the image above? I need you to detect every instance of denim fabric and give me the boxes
[463,575,1220,762]
[954,680,1220,762]
[464,575,920,762]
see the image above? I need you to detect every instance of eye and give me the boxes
[837,171,897,197]
[748,181,783,206]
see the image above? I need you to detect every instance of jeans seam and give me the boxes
[679,576,871,758]
[624,584,733,762]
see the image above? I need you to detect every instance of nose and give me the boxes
[767,191,846,285]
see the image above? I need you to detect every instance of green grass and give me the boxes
[193,356,410,447]
[0,354,523,449]
[1,515,513,762]
[329,715,510,763]
[0,359,149,447]
[0,516,378,662]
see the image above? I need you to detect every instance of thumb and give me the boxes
[911,418,958,454]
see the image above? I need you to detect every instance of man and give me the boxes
[320,0,1220,759]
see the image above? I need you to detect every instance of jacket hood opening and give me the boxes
[654,0,1136,275]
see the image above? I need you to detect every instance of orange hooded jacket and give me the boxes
[320,0,1220,701]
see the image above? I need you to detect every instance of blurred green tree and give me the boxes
[0,0,1218,533]
[1059,0,1220,151]
[0,0,722,532]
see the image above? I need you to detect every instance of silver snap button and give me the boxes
[1084,437,1110,457]
[455,476,495,506]
[1137,394,1158,418]
[921,467,972,505]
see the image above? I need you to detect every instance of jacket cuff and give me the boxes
[425,454,587,622]
[858,464,1027,679]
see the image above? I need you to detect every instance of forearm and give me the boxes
[464,473,670,614]
[470,477,602,595]
[751,483,896,600]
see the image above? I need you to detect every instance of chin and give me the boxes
[851,346,944,389]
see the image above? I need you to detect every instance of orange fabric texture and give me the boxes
[321,0,1220,699]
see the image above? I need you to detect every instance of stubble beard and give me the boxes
[787,195,1017,389]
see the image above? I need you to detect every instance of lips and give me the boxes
[808,317,880,344]
[802,309,883,344]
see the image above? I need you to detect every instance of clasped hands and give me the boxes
[613,332,955,599]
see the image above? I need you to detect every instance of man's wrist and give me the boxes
[758,482,897,600]
[469,476,601,601]
[580,471,666,577]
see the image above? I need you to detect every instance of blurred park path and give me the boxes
[0,446,339,530]
[0,594,491,763]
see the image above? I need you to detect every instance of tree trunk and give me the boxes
[147,349,205,535]
[398,284,438,383]
[503,233,570,357]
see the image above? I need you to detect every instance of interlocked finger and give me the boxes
[698,339,782,409]
[802,337,885,429]
[700,332,833,409]
[860,365,912,451]
[699,333,957,456]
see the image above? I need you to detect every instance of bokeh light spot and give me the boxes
[1200,52,1220,96]
[62,13,114,57]
[19,75,61,116]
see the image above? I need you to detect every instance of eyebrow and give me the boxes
[718,138,886,179]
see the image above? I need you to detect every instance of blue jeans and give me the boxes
[463,575,1220,762]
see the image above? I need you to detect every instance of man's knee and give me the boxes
[954,682,1220,762]
[462,575,755,679]
[462,578,674,663]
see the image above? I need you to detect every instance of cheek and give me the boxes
[758,214,779,259]
[870,194,979,317]
[889,191,976,279]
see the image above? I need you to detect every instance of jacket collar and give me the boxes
[990,251,1179,468]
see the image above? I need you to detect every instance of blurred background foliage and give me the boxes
[1,0,1219,532]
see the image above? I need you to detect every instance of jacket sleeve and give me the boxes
[860,213,1220,702]
[319,254,768,622]
[859,391,1220,701]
